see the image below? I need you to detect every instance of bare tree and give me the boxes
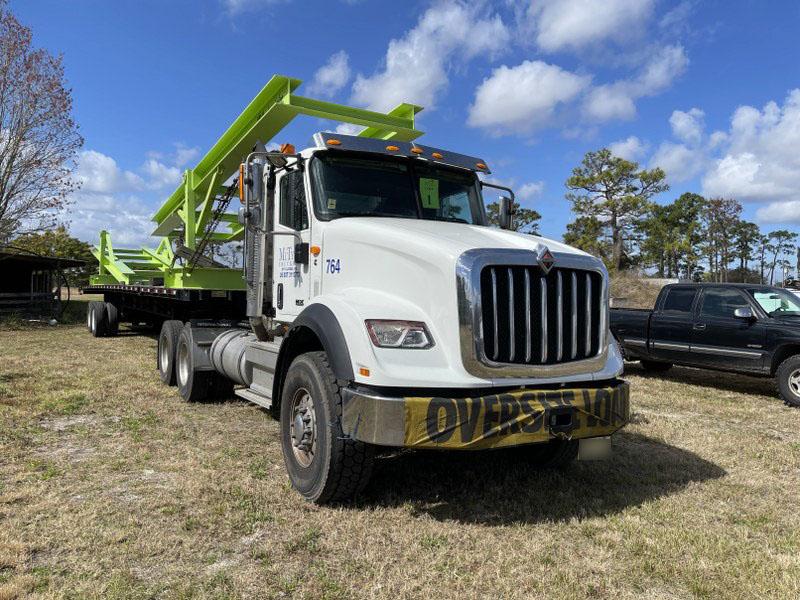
[0,1,82,242]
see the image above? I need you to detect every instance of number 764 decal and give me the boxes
[325,258,341,274]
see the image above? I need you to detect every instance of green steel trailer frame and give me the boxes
[89,74,423,291]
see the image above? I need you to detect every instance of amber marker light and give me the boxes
[238,164,245,202]
[280,143,295,154]
[476,162,488,170]
[386,145,399,151]
[310,245,321,256]
[410,147,424,154]
[359,367,370,377]
[432,152,443,159]
[326,139,342,146]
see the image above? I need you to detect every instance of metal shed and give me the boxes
[0,251,85,317]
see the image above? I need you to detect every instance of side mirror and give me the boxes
[498,196,515,230]
[294,242,309,265]
[734,307,754,320]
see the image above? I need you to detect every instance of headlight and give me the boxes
[365,320,434,349]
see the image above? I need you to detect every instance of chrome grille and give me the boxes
[480,266,602,365]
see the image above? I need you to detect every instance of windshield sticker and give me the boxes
[327,197,337,209]
[420,178,440,209]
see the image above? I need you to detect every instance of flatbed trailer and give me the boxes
[82,284,246,333]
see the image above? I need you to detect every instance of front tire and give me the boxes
[776,355,800,408]
[280,351,374,504]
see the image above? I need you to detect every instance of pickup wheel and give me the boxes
[280,351,374,504]
[158,320,184,386]
[640,359,673,373]
[776,355,800,408]
[526,439,579,469]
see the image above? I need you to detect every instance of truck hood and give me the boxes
[322,217,587,258]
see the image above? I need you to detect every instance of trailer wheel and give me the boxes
[640,359,672,373]
[175,326,214,403]
[526,439,579,469]
[280,351,374,504]
[158,320,184,386]
[104,302,119,337]
[88,301,108,338]
[776,355,800,408]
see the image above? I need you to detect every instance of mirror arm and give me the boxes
[480,180,516,201]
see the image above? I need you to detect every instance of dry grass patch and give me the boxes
[0,306,799,598]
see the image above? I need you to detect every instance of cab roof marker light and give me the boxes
[410,147,424,155]
[386,145,399,151]
[327,139,342,146]
[432,152,443,159]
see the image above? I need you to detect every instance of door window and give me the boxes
[661,287,697,314]
[279,171,308,231]
[699,289,750,318]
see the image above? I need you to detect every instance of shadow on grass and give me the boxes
[625,363,776,398]
[361,432,725,524]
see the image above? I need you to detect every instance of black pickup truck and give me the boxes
[611,282,800,407]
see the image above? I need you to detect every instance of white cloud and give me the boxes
[518,181,545,200]
[67,192,154,248]
[221,0,284,15]
[468,60,591,135]
[75,150,144,193]
[649,141,705,182]
[334,123,364,136]
[524,0,656,53]
[307,51,351,98]
[608,135,648,160]
[583,44,688,122]
[669,108,705,144]
[351,1,509,112]
[174,143,200,168]
[142,159,182,190]
[702,89,800,204]
[756,201,800,225]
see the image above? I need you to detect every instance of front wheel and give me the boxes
[280,351,374,504]
[776,355,800,408]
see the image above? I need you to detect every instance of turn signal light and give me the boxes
[310,245,321,256]
[359,367,370,377]
[238,164,245,202]
[280,143,295,154]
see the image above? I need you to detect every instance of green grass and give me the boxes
[0,320,799,598]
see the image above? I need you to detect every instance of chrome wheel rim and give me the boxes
[789,369,800,396]
[177,342,189,387]
[159,333,170,371]
[289,387,316,468]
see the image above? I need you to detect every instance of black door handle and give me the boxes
[693,323,706,330]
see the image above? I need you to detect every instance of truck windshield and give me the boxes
[750,288,800,316]
[310,153,486,225]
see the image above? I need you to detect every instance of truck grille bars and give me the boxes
[456,248,608,378]
[480,266,602,365]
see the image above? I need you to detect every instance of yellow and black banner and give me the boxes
[403,382,629,449]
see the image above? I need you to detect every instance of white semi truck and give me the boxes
[87,78,629,504]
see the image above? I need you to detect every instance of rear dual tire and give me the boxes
[173,325,233,403]
[158,320,184,386]
[87,301,118,337]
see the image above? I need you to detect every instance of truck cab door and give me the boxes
[649,286,698,363]
[691,287,766,372]
[273,169,311,320]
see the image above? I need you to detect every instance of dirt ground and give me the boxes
[1,302,799,599]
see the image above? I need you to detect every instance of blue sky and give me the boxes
[11,0,800,247]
